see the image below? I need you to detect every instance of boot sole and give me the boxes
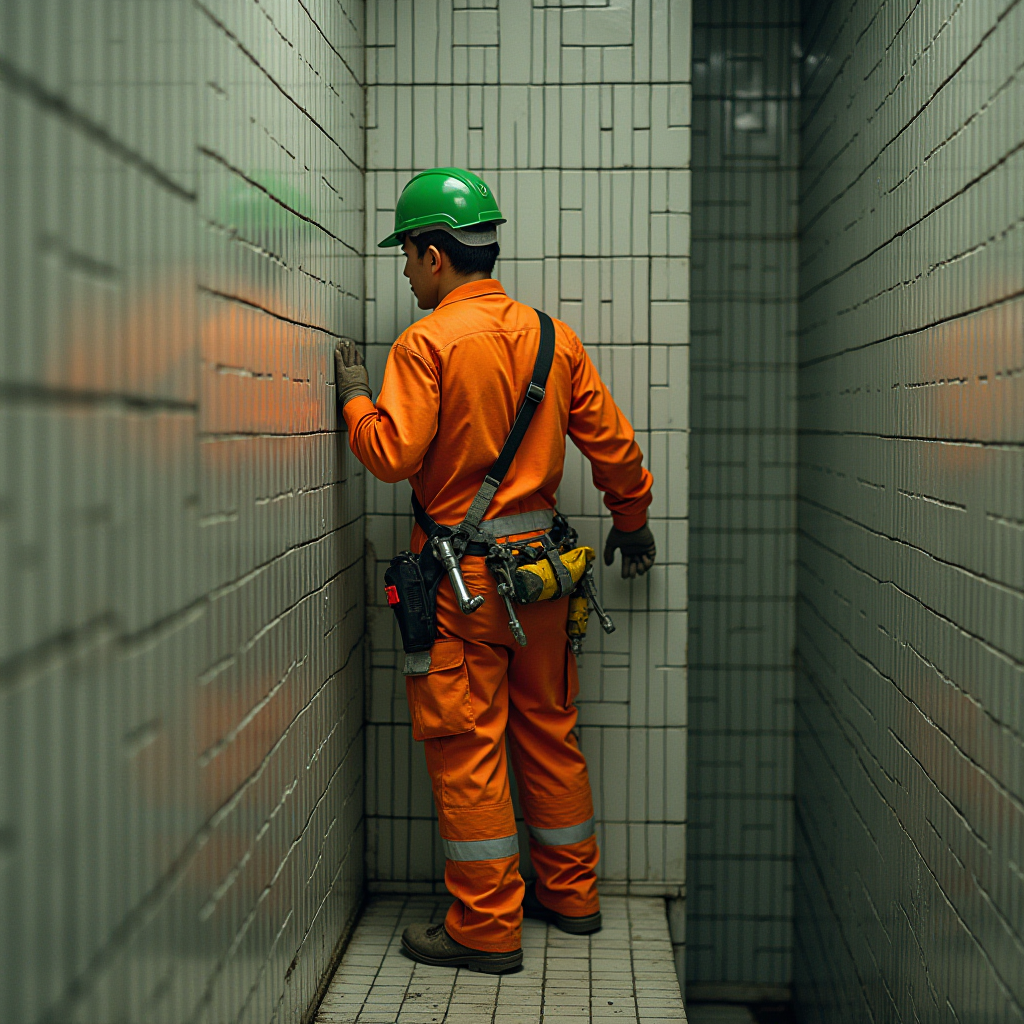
[400,938,523,975]
[523,903,602,935]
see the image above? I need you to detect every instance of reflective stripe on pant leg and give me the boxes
[527,816,594,846]
[442,834,521,861]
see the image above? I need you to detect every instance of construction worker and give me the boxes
[336,168,655,972]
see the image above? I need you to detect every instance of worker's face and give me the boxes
[401,238,442,310]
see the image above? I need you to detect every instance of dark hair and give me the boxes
[409,224,500,276]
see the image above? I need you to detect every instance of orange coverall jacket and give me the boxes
[343,278,653,536]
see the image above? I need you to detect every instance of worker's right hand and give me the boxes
[334,340,372,406]
[603,523,656,579]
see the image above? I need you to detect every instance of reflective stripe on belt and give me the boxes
[441,834,521,861]
[528,817,595,846]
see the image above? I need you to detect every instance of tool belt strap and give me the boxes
[412,308,556,551]
[478,508,554,540]
[411,498,555,559]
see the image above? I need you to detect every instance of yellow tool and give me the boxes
[567,590,590,654]
[513,546,595,603]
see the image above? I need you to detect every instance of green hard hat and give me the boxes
[378,167,505,248]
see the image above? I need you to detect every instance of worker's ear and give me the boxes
[426,244,443,275]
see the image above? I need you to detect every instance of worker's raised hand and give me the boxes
[334,340,372,407]
[603,524,657,580]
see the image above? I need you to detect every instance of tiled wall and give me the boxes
[0,3,365,1022]
[361,0,692,936]
[795,1,1024,1019]
[687,0,799,990]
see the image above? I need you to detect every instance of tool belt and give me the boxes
[383,308,614,670]
[382,505,558,656]
[409,498,616,656]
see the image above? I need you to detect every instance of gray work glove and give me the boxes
[334,340,371,407]
[603,523,657,579]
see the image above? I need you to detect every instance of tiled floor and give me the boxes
[316,895,687,1023]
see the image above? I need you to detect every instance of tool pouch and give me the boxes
[384,551,440,654]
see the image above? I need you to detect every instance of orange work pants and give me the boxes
[405,554,600,952]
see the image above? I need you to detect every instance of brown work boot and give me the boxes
[400,922,523,974]
[522,882,602,935]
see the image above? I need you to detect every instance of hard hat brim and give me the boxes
[378,215,507,249]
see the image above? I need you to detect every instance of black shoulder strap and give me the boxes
[486,309,555,486]
[449,308,555,548]
[411,490,439,538]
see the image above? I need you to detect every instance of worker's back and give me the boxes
[406,280,571,527]
[350,277,651,538]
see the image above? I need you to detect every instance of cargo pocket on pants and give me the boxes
[406,638,475,741]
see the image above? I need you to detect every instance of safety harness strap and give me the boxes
[460,479,500,542]
[479,310,556,500]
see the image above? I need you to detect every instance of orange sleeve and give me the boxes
[566,333,653,532]
[343,341,439,483]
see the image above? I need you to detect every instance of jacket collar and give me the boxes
[435,278,506,310]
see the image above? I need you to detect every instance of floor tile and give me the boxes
[315,896,686,1023]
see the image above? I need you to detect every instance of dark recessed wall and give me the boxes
[688,0,800,991]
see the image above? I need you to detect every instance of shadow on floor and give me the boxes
[687,1002,796,1024]
[751,1004,796,1024]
